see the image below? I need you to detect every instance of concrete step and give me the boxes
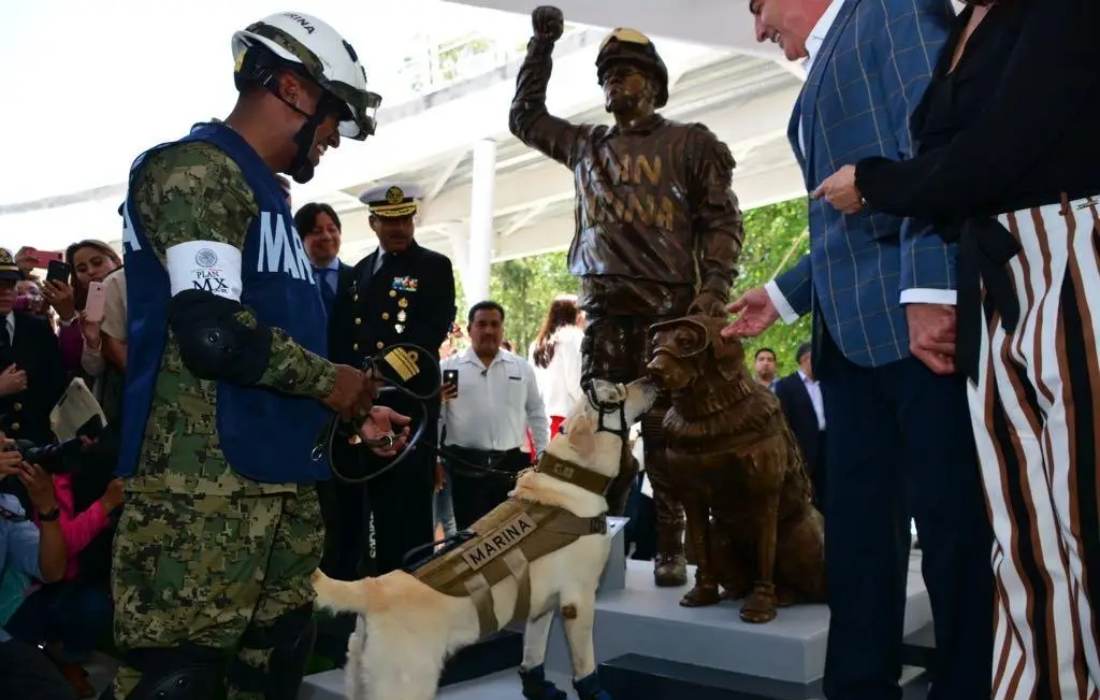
[544,553,932,685]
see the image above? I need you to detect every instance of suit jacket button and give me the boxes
[376,342,385,350]
[353,294,359,302]
[10,422,19,432]
[12,402,22,411]
[382,312,390,321]
[355,318,363,326]
[353,343,359,352]
[388,290,397,298]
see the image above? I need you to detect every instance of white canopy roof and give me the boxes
[0,0,806,267]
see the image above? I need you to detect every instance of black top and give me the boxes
[0,312,66,446]
[330,240,456,366]
[857,0,1100,221]
[774,372,824,472]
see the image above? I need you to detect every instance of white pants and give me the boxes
[970,196,1100,700]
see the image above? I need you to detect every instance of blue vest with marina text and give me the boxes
[117,122,331,484]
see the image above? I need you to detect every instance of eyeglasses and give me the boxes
[651,323,709,359]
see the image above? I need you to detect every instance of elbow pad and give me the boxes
[168,290,272,384]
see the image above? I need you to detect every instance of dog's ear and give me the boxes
[708,322,745,382]
[567,413,596,456]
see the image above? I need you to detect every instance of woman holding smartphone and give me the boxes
[42,240,121,378]
[813,1,1100,695]
[44,241,127,628]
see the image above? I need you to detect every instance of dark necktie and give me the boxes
[0,321,11,366]
[315,269,336,310]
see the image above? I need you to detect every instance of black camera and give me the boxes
[9,437,85,474]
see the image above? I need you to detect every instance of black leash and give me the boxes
[314,343,440,484]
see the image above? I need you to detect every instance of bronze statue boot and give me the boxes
[740,581,778,624]
[653,526,688,587]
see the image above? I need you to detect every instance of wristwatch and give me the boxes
[39,507,60,522]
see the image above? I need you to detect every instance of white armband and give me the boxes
[166,241,243,301]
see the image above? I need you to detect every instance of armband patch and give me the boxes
[166,241,243,301]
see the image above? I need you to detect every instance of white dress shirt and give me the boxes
[766,0,956,323]
[439,347,550,455]
[528,325,584,418]
[799,0,845,154]
[372,249,386,274]
[3,311,13,345]
[799,370,827,431]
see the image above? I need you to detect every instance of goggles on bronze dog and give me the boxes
[649,317,711,359]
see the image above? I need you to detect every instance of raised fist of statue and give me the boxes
[532,6,564,43]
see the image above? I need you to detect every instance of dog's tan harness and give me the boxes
[413,454,610,639]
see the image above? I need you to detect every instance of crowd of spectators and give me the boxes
[0,242,128,698]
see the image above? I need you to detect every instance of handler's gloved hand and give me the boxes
[532,6,564,43]
[688,290,728,318]
[360,406,412,458]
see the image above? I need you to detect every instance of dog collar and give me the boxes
[535,452,612,496]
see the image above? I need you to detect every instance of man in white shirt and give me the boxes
[439,301,549,529]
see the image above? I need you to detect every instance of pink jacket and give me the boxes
[50,473,110,581]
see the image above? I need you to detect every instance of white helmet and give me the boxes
[232,12,382,140]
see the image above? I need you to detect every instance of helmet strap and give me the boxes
[268,89,327,184]
[288,108,325,184]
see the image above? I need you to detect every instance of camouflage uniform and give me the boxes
[112,141,335,699]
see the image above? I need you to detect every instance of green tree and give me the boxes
[734,198,812,377]
[487,251,578,354]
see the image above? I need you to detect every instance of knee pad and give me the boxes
[124,645,224,700]
[228,603,316,700]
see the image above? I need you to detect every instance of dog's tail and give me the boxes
[311,569,374,616]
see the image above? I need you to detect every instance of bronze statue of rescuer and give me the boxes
[509,6,744,586]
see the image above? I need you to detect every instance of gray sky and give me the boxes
[0,0,525,204]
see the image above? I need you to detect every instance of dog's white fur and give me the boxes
[313,378,657,699]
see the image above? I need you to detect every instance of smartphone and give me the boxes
[24,248,65,269]
[46,259,71,283]
[84,281,107,323]
[443,369,459,395]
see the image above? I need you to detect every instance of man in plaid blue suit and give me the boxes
[727,2,993,698]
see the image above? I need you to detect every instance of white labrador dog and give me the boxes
[313,378,657,700]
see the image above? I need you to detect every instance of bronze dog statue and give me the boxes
[646,315,826,623]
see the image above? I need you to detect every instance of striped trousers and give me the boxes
[970,196,1100,700]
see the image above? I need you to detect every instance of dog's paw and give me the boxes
[739,582,778,623]
[679,583,721,607]
[573,671,612,700]
[519,665,567,700]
